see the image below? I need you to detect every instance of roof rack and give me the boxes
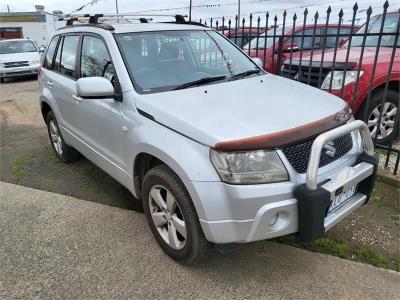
[59,13,205,28]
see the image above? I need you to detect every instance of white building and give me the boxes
[0,5,62,47]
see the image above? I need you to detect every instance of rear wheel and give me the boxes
[46,111,80,163]
[356,89,399,145]
[142,164,212,264]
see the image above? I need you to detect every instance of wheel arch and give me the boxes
[373,80,400,95]
[356,79,399,114]
[40,100,53,122]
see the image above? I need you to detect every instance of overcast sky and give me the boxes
[1,0,399,24]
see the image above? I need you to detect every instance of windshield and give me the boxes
[0,40,37,54]
[116,30,261,93]
[243,27,293,50]
[349,13,400,47]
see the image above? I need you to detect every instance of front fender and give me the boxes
[128,119,220,184]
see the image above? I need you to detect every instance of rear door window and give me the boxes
[60,35,80,78]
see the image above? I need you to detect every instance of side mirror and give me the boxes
[39,47,45,53]
[76,77,115,100]
[252,57,264,68]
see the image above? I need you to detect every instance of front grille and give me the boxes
[281,133,353,174]
[281,64,331,88]
[4,61,29,68]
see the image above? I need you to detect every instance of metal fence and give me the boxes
[200,1,399,175]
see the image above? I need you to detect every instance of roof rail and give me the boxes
[59,13,203,28]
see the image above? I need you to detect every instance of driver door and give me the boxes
[74,34,125,172]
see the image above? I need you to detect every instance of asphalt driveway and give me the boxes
[1,181,399,299]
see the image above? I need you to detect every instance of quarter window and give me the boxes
[43,35,59,69]
[53,37,63,73]
[60,35,79,78]
[80,35,115,82]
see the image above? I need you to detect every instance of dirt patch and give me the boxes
[0,78,142,212]
[0,79,398,270]
[328,180,399,258]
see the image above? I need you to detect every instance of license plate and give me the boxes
[328,185,357,214]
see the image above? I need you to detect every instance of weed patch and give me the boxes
[274,235,395,270]
[12,154,32,177]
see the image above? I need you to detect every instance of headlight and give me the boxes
[321,70,364,90]
[210,149,289,184]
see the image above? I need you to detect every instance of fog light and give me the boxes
[269,213,279,226]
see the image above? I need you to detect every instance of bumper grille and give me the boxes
[282,133,354,174]
[4,61,29,68]
[281,64,331,88]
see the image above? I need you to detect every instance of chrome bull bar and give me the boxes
[305,120,374,190]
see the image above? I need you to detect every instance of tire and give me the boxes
[46,111,80,163]
[356,89,399,146]
[0,77,4,83]
[142,164,212,264]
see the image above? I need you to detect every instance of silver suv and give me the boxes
[39,15,377,264]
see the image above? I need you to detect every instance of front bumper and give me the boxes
[0,64,40,78]
[192,120,377,244]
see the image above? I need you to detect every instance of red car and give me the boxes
[282,12,399,144]
[223,28,266,48]
[243,24,358,74]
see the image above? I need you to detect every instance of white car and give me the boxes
[39,15,378,264]
[0,38,43,83]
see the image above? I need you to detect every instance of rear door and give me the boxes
[49,34,81,135]
[41,34,59,110]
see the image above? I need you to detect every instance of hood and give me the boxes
[135,74,347,148]
[0,51,40,63]
[292,47,398,66]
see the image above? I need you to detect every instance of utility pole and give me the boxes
[238,0,241,24]
[115,0,119,23]
[7,4,10,12]
[189,0,193,21]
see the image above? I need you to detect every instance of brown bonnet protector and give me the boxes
[213,106,352,151]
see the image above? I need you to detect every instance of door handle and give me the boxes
[46,81,53,87]
[72,94,83,102]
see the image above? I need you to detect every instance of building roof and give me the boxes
[0,11,46,22]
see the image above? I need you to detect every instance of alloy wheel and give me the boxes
[148,185,187,250]
[368,102,397,140]
[49,120,63,155]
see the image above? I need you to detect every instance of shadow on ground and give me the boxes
[1,122,143,212]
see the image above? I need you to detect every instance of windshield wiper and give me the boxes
[229,69,262,81]
[174,76,227,90]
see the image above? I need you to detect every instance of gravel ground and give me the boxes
[1,77,399,269]
[377,139,399,175]
[1,181,399,299]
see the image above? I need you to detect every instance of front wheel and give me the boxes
[356,89,399,146]
[142,165,212,264]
